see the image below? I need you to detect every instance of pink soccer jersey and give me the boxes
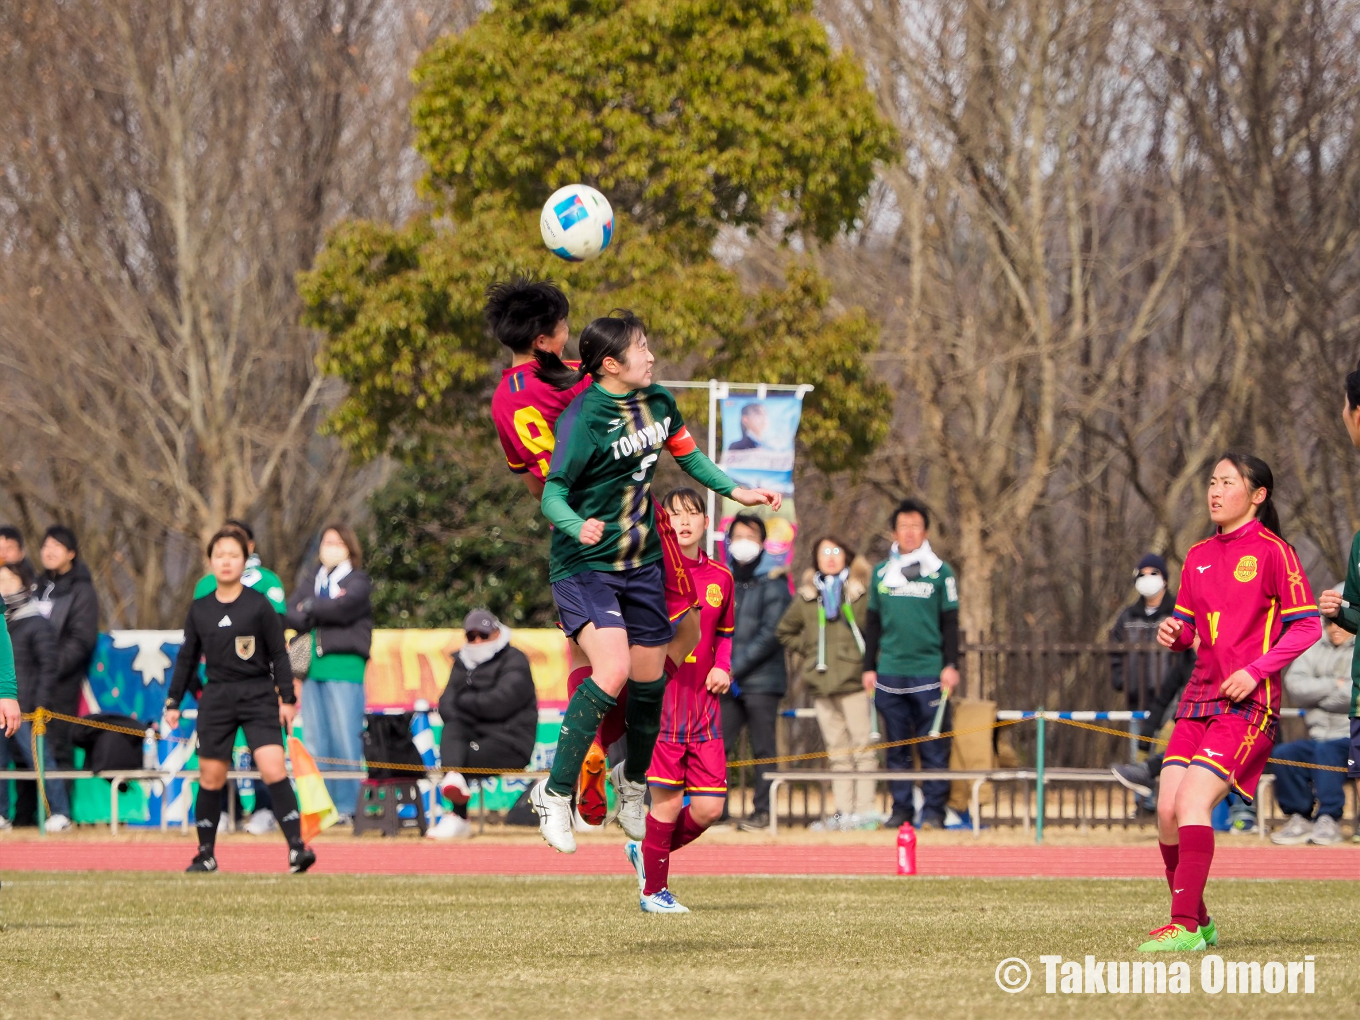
[659,551,734,743]
[1170,517,1319,728]
[490,364,589,483]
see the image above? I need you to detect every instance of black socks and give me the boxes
[623,676,668,785]
[268,779,306,850]
[195,785,223,856]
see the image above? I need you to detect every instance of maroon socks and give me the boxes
[1169,826,1215,930]
[642,814,676,896]
[671,806,707,852]
[1159,841,1210,928]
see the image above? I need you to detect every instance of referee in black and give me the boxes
[166,528,315,873]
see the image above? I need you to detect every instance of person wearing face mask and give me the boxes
[777,534,877,830]
[721,514,792,831]
[428,609,537,840]
[285,524,374,824]
[1110,554,1183,715]
[0,560,69,831]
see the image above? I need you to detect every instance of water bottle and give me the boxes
[896,820,917,876]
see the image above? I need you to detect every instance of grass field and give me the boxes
[0,872,1355,1019]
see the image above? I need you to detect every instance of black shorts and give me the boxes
[550,561,675,648]
[196,679,284,762]
[1349,717,1360,779]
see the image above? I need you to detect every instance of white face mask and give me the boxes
[319,543,349,569]
[1134,574,1165,599]
[728,538,763,565]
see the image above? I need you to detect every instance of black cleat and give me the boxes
[186,852,218,873]
[288,845,316,874]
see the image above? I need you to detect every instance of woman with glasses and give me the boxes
[428,609,538,839]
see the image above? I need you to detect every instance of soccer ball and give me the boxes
[540,184,614,262]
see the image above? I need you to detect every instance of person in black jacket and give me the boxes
[1109,553,1188,715]
[720,514,791,831]
[428,609,537,840]
[166,529,315,874]
[0,560,71,829]
[34,525,99,809]
[284,523,373,821]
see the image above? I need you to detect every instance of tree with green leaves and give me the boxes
[299,0,895,470]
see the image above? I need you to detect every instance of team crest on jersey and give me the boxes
[1233,555,1258,582]
[706,583,724,608]
[235,636,255,660]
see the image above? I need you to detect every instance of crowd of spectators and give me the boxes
[1,503,1354,841]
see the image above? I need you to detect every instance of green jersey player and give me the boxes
[528,311,780,855]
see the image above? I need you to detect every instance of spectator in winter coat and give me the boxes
[1269,609,1354,847]
[721,514,792,831]
[777,537,877,829]
[428,609,537,840]
[1109,553,1191,716]
[34,525,99,810]
[0,561,70,829]
[285,524,373,821]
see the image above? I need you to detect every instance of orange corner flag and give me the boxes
[288,734,340,841]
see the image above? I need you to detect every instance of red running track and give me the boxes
[1,841,1357,879]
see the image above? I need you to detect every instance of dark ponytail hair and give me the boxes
[1215,451,1281,535]
[484,277,576,385]
[1345,358,1360,412]
[544,310,647,392]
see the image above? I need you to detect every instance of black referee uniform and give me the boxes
[168,586,314,873]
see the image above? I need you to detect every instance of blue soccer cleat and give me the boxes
[640,888,690,914]
[624,840,646,893]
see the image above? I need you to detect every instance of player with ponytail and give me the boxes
[1143,452,1319,951]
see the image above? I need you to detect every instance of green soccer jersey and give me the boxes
[193,555,286,614]
[1333,530,1360,716]
[867,559,960,677]
[542,382,734,583]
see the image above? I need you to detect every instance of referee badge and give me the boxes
[235,636,256,660]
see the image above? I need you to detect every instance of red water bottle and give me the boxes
[896,821,917,875]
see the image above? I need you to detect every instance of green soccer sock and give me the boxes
[623,675,669,785]
[547,677,616,797]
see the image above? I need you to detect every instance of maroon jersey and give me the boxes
[1170,518,1319,729]
[659,551,734,743]
[491,363,588,482]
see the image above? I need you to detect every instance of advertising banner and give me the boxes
[717,393,804,570]
[34,629,576,825]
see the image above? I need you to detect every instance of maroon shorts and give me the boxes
[1163,713,1275,802]
[654,498,699,622]
[647,738,728,797]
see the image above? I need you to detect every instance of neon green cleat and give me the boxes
[1201,916,1218,946]
[1138,923,1207,952]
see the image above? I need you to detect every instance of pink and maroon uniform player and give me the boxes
[1157,515,1319,937]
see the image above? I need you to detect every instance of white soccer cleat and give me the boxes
[426,813,473,840]
[639,888,690,914]
[624,840,646,893]
[610,762,648,841]
[529,778,577,853]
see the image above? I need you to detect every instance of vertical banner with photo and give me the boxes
[717,394,803,569]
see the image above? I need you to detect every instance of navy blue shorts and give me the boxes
[1350,718,1360,779]
[551,561,675,648]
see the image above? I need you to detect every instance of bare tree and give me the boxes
[0,0,472,625]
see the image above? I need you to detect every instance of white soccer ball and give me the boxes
[540,184,614,262]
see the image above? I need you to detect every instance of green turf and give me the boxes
[0,873,1354,1018]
